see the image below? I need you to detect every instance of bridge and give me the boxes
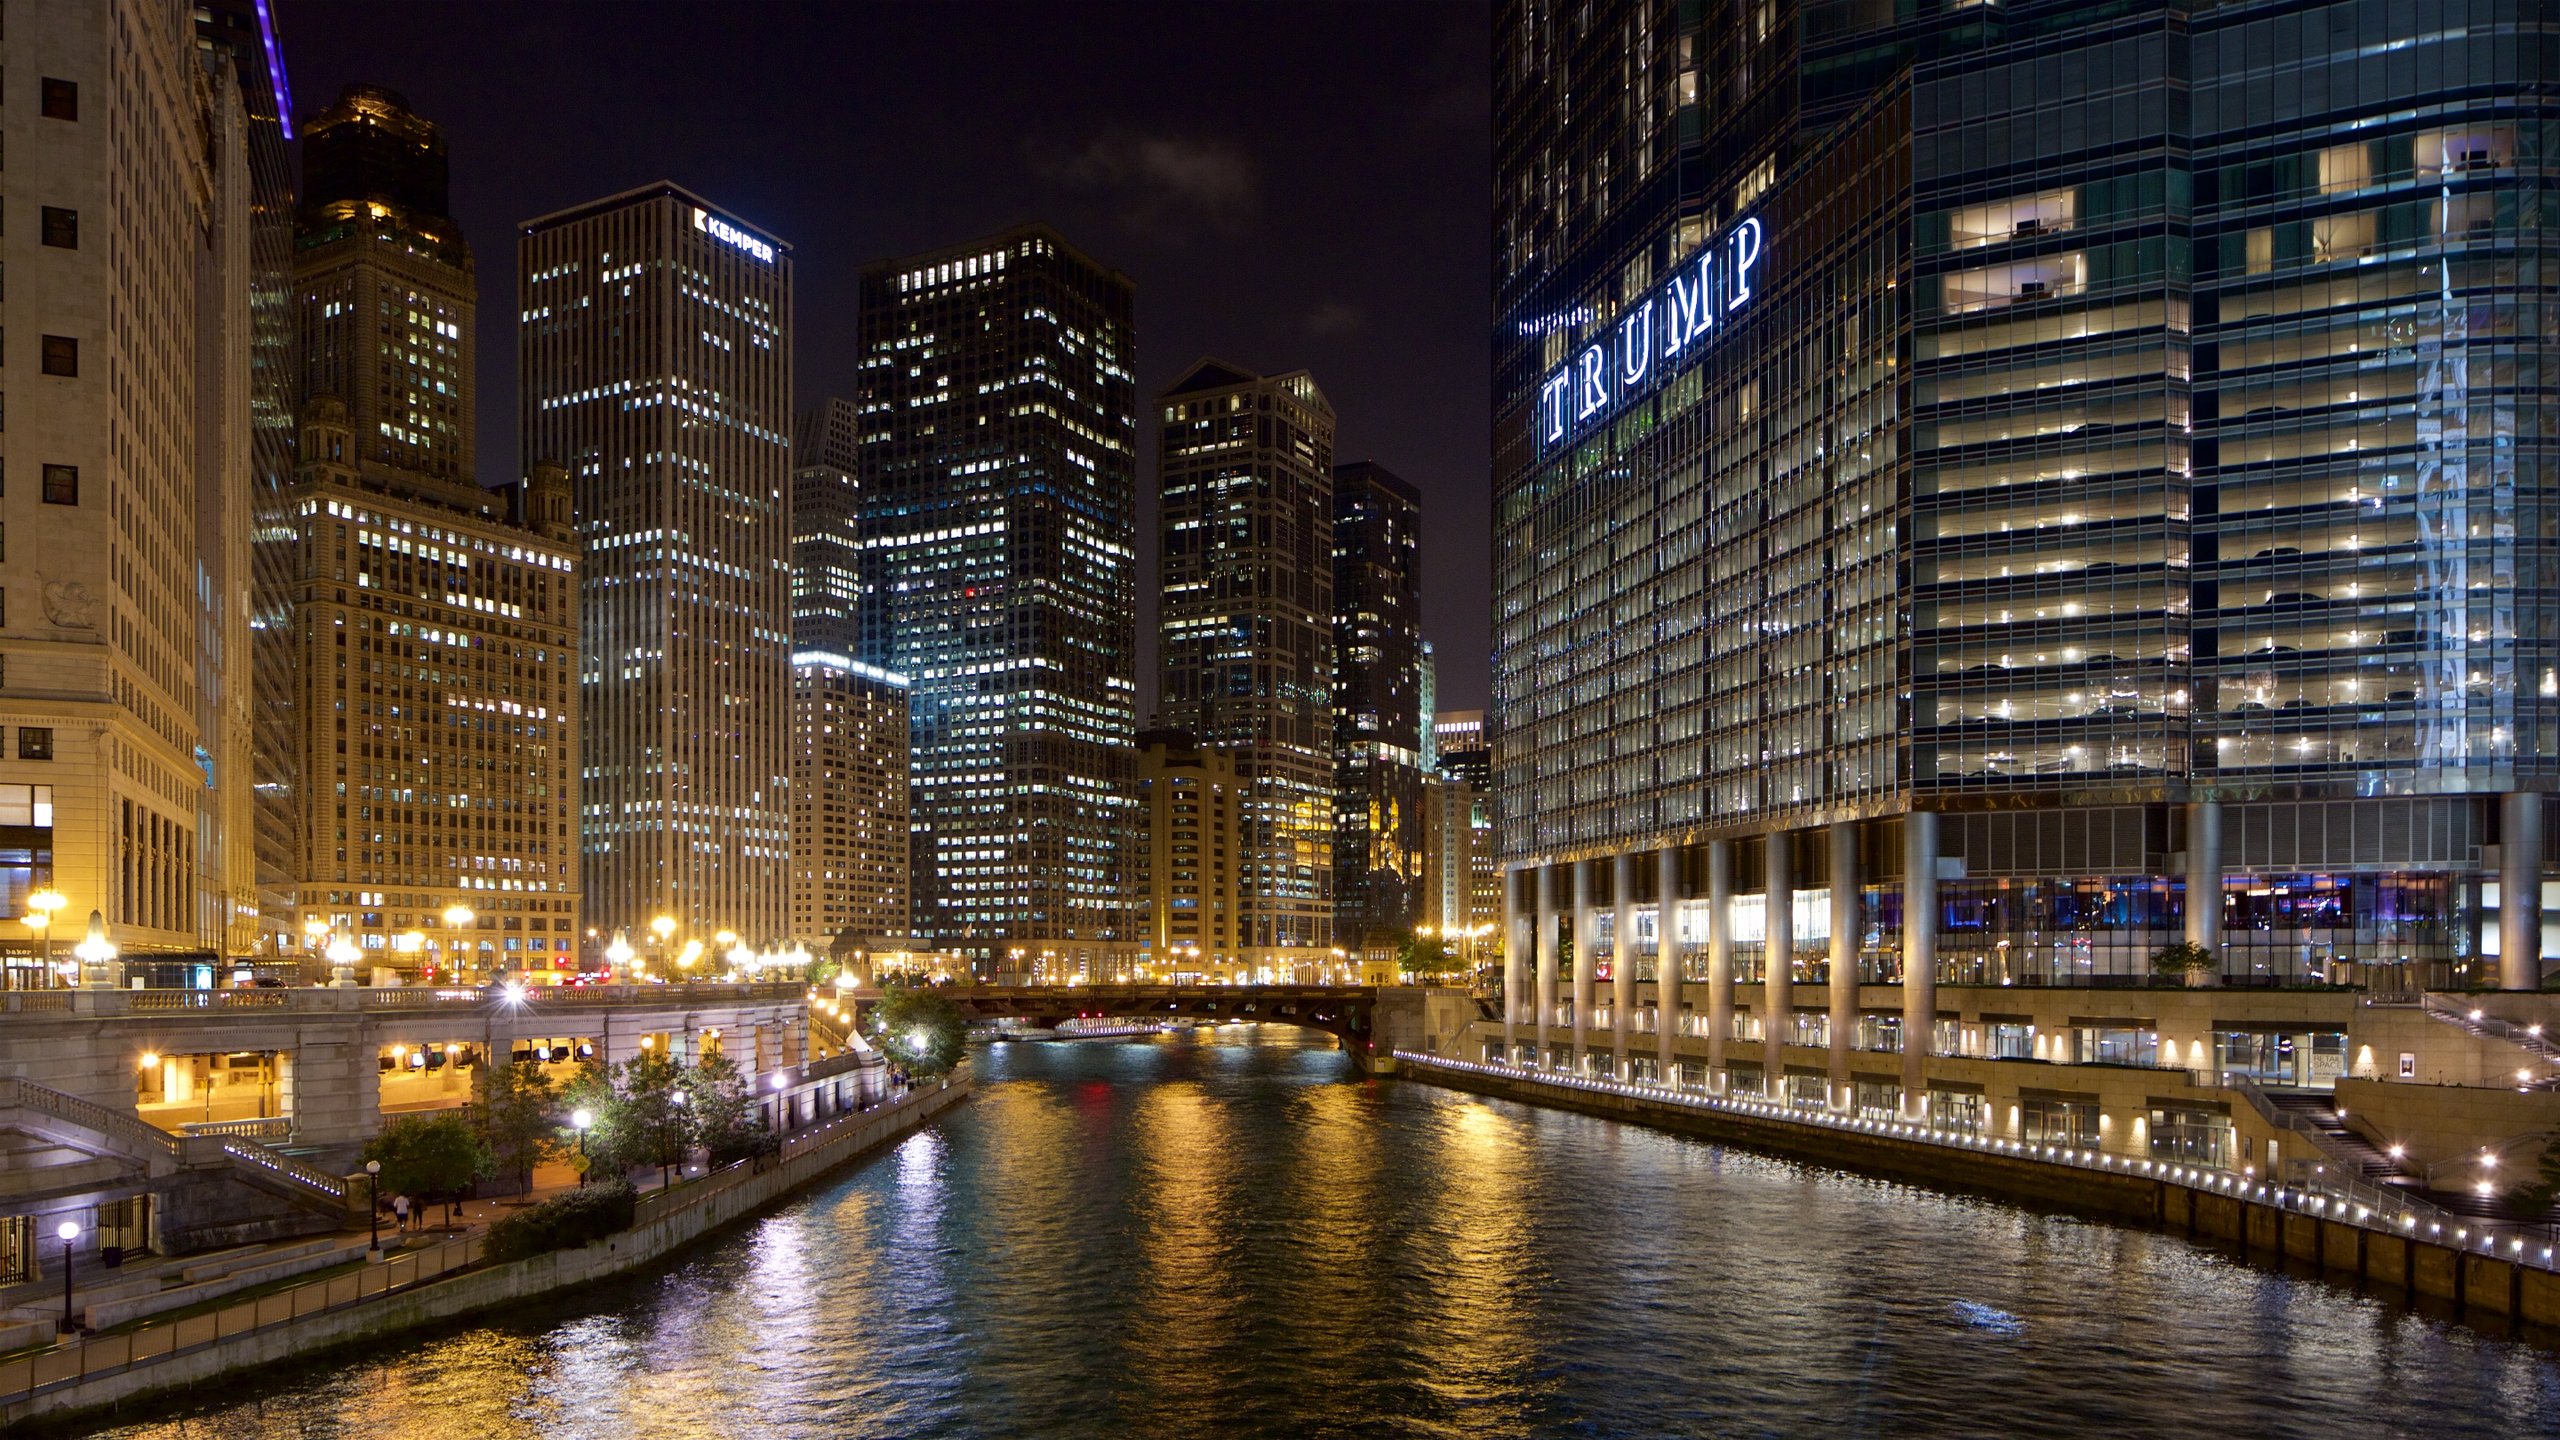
[855,984,1482,1073]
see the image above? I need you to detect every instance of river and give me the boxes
[87,1029,2560,1438]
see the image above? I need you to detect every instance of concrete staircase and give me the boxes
[2418,996,2560,1088]
[0,1077,354,1223]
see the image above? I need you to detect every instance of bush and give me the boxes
[707,1127,780,1169]
[484,1178,636,1262]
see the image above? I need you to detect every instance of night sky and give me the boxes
[274,0,1494,712]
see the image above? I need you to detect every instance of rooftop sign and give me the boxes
[1536,214,1763,454]
[693,206,776,264]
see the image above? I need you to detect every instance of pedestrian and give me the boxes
[391,1192,411,1233]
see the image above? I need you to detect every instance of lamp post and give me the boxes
[571,1107,593,1186]
[74,910,117,990]
[443,904,476,983]
[364,1159,382,1253]
[677,938,703,980]
[327,933,361,989]
[606,929,634,982]
[302,914,329,985]
[726,941,753,980]
[55,1219,79,1333]
[25,887,64,989]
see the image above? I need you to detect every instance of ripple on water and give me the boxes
[81,1032,2560,1440]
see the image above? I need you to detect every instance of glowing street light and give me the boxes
[74,910,118,990]
[55,1219,80,1333]
[443,904,476,981]
[571,1107,594,1185]
[606,929,634,978]
[327,933,362,988]
[24,887,65,986]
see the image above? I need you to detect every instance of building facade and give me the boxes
[855,225,1137,978]
[791,397,866,662]
[1492,0,2560,1116]
[285,405,579,980]
[1157,361,1338,976]
[521,184,794,946]
[0,0,257,979]
[1134,728,1243,980]
[789,653,909,952]
[1331,460,1428,951]
[1430,714,1499,978]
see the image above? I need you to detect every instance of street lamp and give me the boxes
[327,933,362,989]
[364,1159,383,1253]
[74,910,117,990]
[606,929,634,980]
[55,1219,79,1333]
[677,938,704,978]
[443,904,475,982]
[726,941,754,978]
[571,1107,593,1186]
[24,887,64,988]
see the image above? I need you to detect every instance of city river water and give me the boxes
[89,1030,2560,1439]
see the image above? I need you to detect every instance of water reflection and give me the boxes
[91,1029,2560,1440]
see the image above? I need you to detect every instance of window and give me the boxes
[18,728,52,761]
[39,335,74,377]
[39,79,76,122]
[40,208,76,249]
[40,465,75,505]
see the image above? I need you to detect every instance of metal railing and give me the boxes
[2419,994,2560,1086]
[0,982,810,1018]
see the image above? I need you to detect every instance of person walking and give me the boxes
[391,1192,411,1233]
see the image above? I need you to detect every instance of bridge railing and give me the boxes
[0,982,813,1019]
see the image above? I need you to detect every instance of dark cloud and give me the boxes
[1305,301,1365,337]
[1039,128,1259,236]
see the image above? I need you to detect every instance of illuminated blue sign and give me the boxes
[1536,214,1764,453]
[693,206,776,264]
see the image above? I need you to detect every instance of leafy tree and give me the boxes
[684,1049,770,1168]
[2151,941,2219,984]
[362,1112,491,1228]
[869,984,967,1078]
[2513,1134,2560,1214]
[619,1047,696,1191]
[471,1056,559,1193]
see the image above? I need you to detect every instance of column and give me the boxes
[1827,821,1858,1110]
[2184,799,2223,987]
[1901,811,1938,1116]
[2503,791,2544,991]
[1656,846,1683,1084]
[1535,864,1559,1067]
[1763,835,1793,1096]
[1502,865,1525,1057]
[1706,839,1733,1089]
[1571,859,1597,1072]
[1612,851,1638,1076]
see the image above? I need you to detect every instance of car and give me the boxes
[2262,590,2324,605]
[2382,629,2421,645]
[2080,653,2126,666]
[2105,759,2163,774]
[2384,689,2418,703]
[2280,696,2315,709]
[2258,643,2301,656]
[2231,700,2269,712]
[2252,545,2304,560]
[1959,661,2013,675]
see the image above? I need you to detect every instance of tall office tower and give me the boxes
[1134,729,1243,981]
[790,653,910,950]
[1330,460,1426,954]
[1430,711,1499,978]
[295,85,473,489]
[1434,710,1487,774]
[286,407,580,980]
[1497,0,2560,1108]
[522,184,794,944]
[856,226,1137,979]
[791,398,865,659]
[0,0,255,977]
[195,0,301,958]
[1158,362,1338,978]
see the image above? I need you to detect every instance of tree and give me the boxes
[869,984,967,1078]
[363,1112,491,1228]
[471,1056,559,1193]
[684,1049,771,1168]
[2151,941,2219,985]
[2513,1134,2560,1214]
[619,1047,695,1191]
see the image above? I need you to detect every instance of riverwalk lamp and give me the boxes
[678,939,704,975]
[606,930,634,977]
[571,1108,593,1185]
[327,933,362,988]
[74,910,117,990]
[55,1219,79,1333]
[726,941,754,977]
[25,886,64,983]
[365,1160,383,1252]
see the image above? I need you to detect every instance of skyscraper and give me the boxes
[1134,728,1243,979]
[521,184,794,945]
[856,226,1137,979]
[194,0,301,958]
[1494,0,2560,1114]
[791,397,865,661]
[1330,460,1426,952]
[1157,361,1337,976]
[295,85,474,490]
[790,653,910,952]
[1,0,256,972]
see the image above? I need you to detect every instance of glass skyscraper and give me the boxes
[1332,459,1428,953]
[1495,0,2560,1105]
[855,225,1137,978]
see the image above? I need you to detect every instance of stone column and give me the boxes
[2185,799,2223,987]
[1656,846,1683,1084]
[1902,811,1938,1116]
[1828,821,1858,1110]
[1706,839,1734,1089]
[1612,851,1638,1076]
[1535,864,1559,1067]
[1502,865,1525,1056]
[2503,791,2545,991]
[1764,836,1793,1097]
[1571,859,1597,1072]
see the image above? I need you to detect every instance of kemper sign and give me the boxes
[694,206,776,264]
[1536,214,1764,453]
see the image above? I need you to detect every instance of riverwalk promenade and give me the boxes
[0,1069,970,1432]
